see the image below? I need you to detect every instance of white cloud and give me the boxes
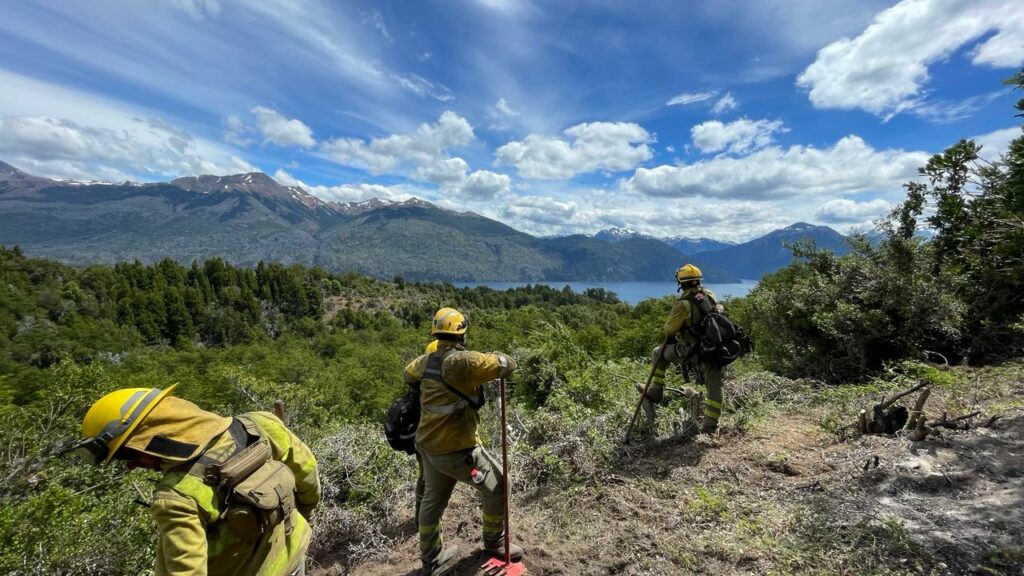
[0,115,255,181]
[495,98,519,117]
[495,121,654,179]
[816,198,892,223]
[412,159,510,199]
[389,73,455,102]
[691,118,787,154]
[796,0,1024,118]
[223,107,316,148]
[412,157,471,185]
[666,91,717,106]
[627,135,928,200]
[710,92,739,115]
[460,170,512,199]
[251,107,316,148]
[973,126,1021,162]
[911,91,1006,124]
[499,194,578,227]
[320,111,474,174]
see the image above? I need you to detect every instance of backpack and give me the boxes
[384,386,420,455]
[187,416,298,539]
[686,289,753,367]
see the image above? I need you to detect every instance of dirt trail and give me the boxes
[319,407,1024,576]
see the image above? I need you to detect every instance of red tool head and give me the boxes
[481,557,527,575]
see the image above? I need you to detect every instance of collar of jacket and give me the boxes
[123,396,233,464]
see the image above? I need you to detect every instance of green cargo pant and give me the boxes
[650,343,724,425]
[418,445,505,566]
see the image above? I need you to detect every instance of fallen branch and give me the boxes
[879,381,929,410]
[930,411,982,430]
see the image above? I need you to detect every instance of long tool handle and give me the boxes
[623,335,672,443]
[499,377,512,563]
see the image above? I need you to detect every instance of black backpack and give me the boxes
[686,289,753,367]
[384,385,419,455]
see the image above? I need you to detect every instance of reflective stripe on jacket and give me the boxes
[151,411,320,576]
[404,342,516,454]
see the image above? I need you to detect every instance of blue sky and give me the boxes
[1,0,1021,241]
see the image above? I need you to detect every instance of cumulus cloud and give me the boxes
[973,126,1021,162]
[710,92,739,115]
[495,121,654,179]
[499,194,578,227]
[691,118,787,154]
[251,107,316,148]
[626,135,928,200]
[224,107,316,148]
[319,111,507,199]
[796,0,1024,118]
[460,170,512,199]
[0,115,255,181]
[816,198,892,223]
[666,91,717,106]
[321,111,474,174]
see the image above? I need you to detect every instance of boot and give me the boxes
[483,539,524,562]
[634,382,664,404]
[700,415,719,434]
[421,545,459,576]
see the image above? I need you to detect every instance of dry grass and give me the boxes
[316,362,1024,575]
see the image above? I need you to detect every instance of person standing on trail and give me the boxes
[638,264,725,434]
[405,307,520,576]
[62,385,320,576]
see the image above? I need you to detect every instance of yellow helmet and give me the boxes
[425,340,439,354]
[75,385,177,465]
[431,307,468,336]
[675,264,703,284]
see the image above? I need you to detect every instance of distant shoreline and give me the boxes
[452,279,759,305]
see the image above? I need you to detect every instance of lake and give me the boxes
[452,279,759,305]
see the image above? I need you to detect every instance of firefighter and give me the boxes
[406,307,520,576]
[639,264,725,433]
[64,385,320,576]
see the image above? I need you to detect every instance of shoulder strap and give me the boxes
[185,418,256,486]
[424,350,485,411]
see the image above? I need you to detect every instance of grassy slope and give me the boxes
[321,362,1024,576]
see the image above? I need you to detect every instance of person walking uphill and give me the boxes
[639,264,725,434]
[405,307,520,576]
[62,385,320,576]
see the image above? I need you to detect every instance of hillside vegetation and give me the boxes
[0,75,1023,576]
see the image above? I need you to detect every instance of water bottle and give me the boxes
[470,468,485,484]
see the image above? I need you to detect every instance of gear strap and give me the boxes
[422,350,485,412]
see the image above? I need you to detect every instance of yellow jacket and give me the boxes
[404,341,516,454]
[136,400,320,576]
[664,287,717,340]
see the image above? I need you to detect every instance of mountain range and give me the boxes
[0,161,852,282]
[593,227,737,255]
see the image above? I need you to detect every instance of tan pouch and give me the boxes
[231,459,298,534]
[219,437,272,486]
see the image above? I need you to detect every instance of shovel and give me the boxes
[481,378,527,576]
